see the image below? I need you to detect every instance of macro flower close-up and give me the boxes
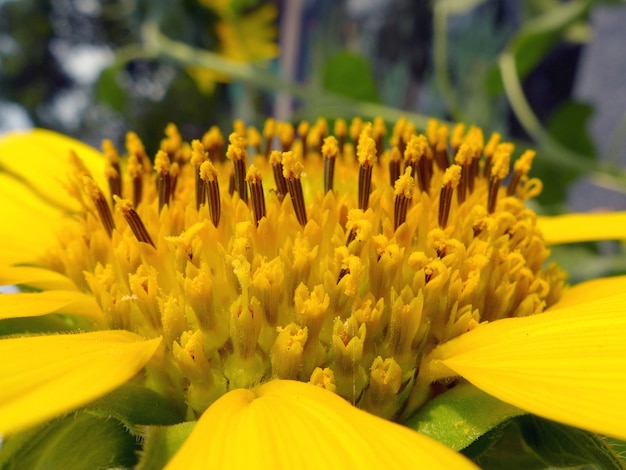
[2,0,626,468]
[1,115,625,468]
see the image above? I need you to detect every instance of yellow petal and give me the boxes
[167,380,476,469]
[0,265,78,291]
[425,292,626,440]
[0,128,106,212]
[551,275,626,309]
[0,174,67,264]
[0,290,104,323]
[538,212,626,244]
[0,330,160,435]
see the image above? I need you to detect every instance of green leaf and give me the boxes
[403,382,525,451]
[0,413,139,470]
[137,421,197,470]
[322,52,380,103]
[96,66,126,111]
[486,0,592,95]
[84,381,184,432]
[519,415,626,469]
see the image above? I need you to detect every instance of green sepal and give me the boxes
[519,415,626,470]
[0,315,81,337]
[465,419,548,469]
[137,421,197,470]
[403,382,525,451]
[82,381,184,433]
[0,412,140,470]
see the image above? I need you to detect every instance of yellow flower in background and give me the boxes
[0,117,625,468]
[189,2,279,93]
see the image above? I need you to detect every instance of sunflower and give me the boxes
[0,117,625,468]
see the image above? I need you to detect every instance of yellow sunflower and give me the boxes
[188,2,279,93]
[0,117,625,468]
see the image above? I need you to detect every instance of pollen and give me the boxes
[52,116,566,421]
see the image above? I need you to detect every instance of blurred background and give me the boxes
[1,0,625,280]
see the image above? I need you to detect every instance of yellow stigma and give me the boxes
[357,134,377,166]
[321,135,339,159]
[442,164,462,187]
[51,117,565,422]
[282,150,304,179]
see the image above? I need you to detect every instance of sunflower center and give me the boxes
[46,117,565,420]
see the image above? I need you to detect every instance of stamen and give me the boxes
[389,147,402,186]
[483,132,501,177]
[394,168,414,230]
[228,171,235,196]
[114,196,155,247]
[345,210,370,246]
[333,118,347,154]
[202,126,225,162]
[246,165,267,226]
[297,121,310,151]
[487,144,512,214]
[390,117,407,155]
[307,118,328,151]
[357,130,377,210]
[349,117,363,144]
[126,131,151,174]
[200,160,221,227]
[226,132,249,204]
[337,267,349,284]
[401,122,416,152]
[269,150,289,199]
[102,140,122,202]
[306,126,323,155]
[102,139,121,174]
[373,117,386,158]
[191,140,208,210]
[404,134,429,193]
[127,154,143,208]
[247,126,262,155]
[282,151,308,226]
[465,126,484,193]
[439,165,461,229]
[434,125,450,170]
[233,119,247,138]
[263,118,275,157]
[450,123,465,154]
[161,123,183,160]
[83,177,115,237]
[426,119,439,149]
[169,162,180,200]
[315,117,329,142]
[322,136,339,193]
[277,122,295,152]
[453,143,472,204]
[155,150,172,212]
[105,165,121,204]
[507,149,536,196]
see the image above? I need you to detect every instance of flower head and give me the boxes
[1,118,625,468]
